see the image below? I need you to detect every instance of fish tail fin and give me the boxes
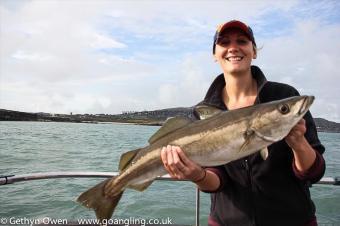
[77,178,124,222]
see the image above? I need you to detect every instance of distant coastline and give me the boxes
[1,108,340,133]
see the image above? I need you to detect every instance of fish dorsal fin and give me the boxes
[193,104,223,120]
[148,116,193,144]
[118,148,142,171]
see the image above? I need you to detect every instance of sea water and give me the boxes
[0,121,339,225]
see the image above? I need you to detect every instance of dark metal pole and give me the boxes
[195,187,200,226]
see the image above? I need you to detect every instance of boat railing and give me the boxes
[1,172,339,226]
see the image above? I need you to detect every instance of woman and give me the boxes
[161,20,325,226]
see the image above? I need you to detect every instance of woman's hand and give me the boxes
[160,145,205,182]
[285,119,307,151]
[285,118,316,172]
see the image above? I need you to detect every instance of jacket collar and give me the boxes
[200,65,267,109]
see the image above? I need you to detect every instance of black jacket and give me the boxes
[195,66,325,226]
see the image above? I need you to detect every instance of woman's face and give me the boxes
[214,28,256,75]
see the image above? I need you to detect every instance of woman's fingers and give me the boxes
[161,145,205,181]
[161,146,168,167]
[285,118,307,148]
[175,146,205,181]
[161,145,187,179]
[175,146,194,166]
[170,147,186,179]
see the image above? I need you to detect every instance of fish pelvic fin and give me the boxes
[77,178,124,222]
[260,147,269,160]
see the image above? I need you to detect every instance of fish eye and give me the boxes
[278,104,290,114]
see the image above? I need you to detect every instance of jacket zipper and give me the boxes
[244,158,256,226]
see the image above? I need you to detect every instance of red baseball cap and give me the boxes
[213,20,256,54]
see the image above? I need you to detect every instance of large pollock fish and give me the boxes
[77,95,314,221]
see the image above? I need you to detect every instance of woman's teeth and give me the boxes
[225,56,243,62]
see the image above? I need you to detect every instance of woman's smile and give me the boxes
[224,55,244,62]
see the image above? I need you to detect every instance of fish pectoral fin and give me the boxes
[128,180,154,192]
[148,116,193,144]
[239,129,254,153]
[239,138,250,153]
[260,147,269,160]
[119,148,142,171]
[77,178,124,222]
[193,104,223,120]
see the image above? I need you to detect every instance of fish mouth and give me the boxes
[299,96,315,115]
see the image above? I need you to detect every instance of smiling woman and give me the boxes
[214,28,257,79]
[160,20,326,226]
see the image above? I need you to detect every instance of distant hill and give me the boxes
[1,108,340,133]
[314,118,340,133]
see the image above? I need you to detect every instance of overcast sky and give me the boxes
[1,0,340,122]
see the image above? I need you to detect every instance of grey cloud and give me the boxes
[1,1,339,122]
